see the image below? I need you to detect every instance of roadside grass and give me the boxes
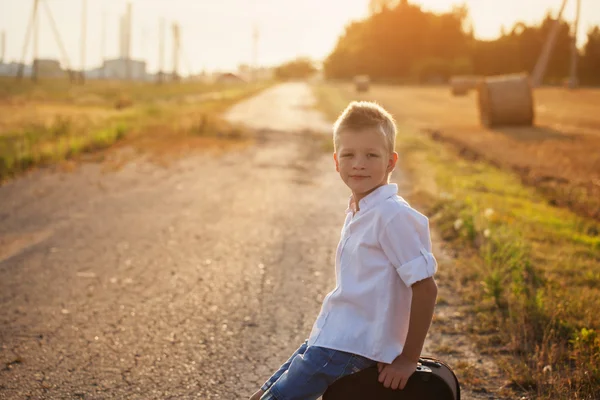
[0,78,272,182]
[0,76,249,105]
[312,82,600,400]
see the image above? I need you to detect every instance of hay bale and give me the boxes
[450,75,481,96]
[477,73,534,127]
[354,75,370,92]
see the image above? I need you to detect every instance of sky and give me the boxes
[0,0,598,74]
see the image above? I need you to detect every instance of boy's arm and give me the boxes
[401,276,438,362]
[378,277,438,390]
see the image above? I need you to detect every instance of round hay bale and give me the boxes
[354,75,370,93]
[477,73,534,127]
[450,75,482,96]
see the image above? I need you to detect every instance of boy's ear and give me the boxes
[333,153,340,172]
[388,152,398,172]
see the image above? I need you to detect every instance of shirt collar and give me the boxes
[346,183,398,214]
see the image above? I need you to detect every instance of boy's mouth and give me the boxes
[350,175,369,179]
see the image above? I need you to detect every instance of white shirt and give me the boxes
[307,183,437,363]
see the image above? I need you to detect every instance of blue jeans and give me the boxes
[260,340,377,400]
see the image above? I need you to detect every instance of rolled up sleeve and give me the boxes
[379,208,438,286]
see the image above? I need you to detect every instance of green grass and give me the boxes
[405,126,600,400]
[312,82,600,400]
[0,120,129,178]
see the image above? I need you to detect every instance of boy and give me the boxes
[250,101,438,400]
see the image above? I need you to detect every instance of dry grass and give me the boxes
[0,78,272,182]
[313,82,600,400]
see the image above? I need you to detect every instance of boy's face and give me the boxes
[334,128,398,201]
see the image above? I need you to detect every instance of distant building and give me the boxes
[237,64,274,82]
[0,60,65,78]
[33,58,65,78]
[255,67,274,81]
[102,58,147,81]
[84,67,103,80]
[0,62,27,76]
[187,70,209,83]
[215,72,245,84]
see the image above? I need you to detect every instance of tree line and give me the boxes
[323,0,600,85]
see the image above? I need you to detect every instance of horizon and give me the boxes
[0,0,598,74]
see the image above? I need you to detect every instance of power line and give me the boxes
[42,0,73,72]
[80,0,87,83]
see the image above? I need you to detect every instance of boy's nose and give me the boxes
[352,157,366,168]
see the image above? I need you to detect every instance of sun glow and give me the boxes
[0,0,598,73]
[415,0,596,44]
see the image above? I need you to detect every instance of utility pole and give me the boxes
[119,15,125,58]
[119,3,133,79]
[80,0,87,84]
[172,22,180,81]
[179,41,193,78]
[17,0,39,80]
[140,26,148,69]
[42,0,74,80]
[101,11,106,79]
[32,0,40,82]
[0,31,5,64]
[568,0,581,89]
[252,24,259,82]
[125,2,132,80]
[17,0,73,82]
[158,17,165,83]
[531,0,569,87]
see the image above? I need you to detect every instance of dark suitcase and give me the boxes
[323,356,460,400]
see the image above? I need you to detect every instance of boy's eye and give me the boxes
[341,153,352,157]
[368,153,379,157]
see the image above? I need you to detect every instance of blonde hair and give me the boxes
[333,101,397,153]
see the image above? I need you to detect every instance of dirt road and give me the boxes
[0,82,502,399]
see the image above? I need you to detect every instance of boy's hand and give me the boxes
[377,353,418,390]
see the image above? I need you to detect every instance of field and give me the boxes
[1,77,598,398]
[329,84,600,221]
[314,83,600,399]
[0,77,272,182]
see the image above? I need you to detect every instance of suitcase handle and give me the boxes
[419,358,442,368]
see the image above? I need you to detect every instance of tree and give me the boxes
[324,1,599,85]
[325,1,471,82]
[274,58,317,80]
[581,27,600,84]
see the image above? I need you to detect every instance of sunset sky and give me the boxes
[0,0,598,74]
